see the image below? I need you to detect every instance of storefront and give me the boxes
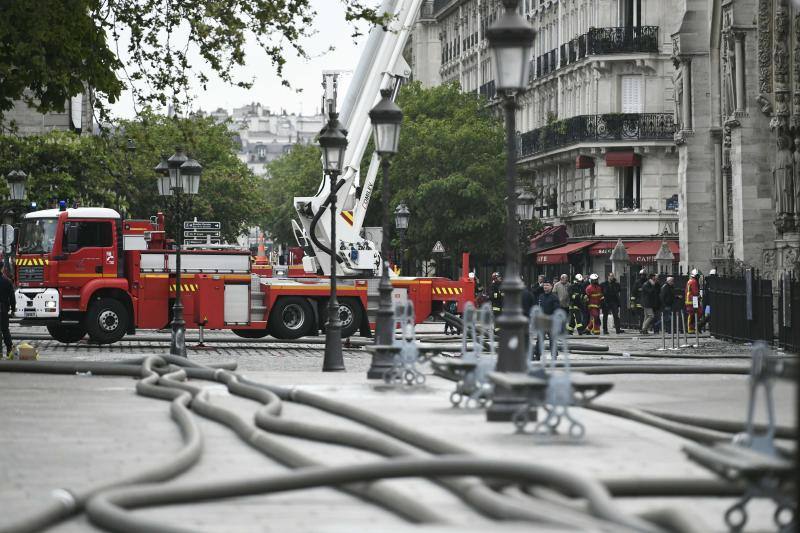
[532,239,680,279]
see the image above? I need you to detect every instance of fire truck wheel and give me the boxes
[269,297,314,340]
[86,298,129,344]
[337,298,363,339]
[231,328,269,339]
[46,324,86,344]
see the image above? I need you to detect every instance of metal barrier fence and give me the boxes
[617,273,689,332]
[706,270,773,344]
[778,272,800,352]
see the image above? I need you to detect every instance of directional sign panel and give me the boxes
[183,230,221,239]
[184,221,221,230]
[184,238,221,245]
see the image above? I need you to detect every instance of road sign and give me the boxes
[432,241,445,254]
[184,238,221,245]
[184,220,221,230]
[183,230,221,239]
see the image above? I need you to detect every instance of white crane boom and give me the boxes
[292,0,422,277]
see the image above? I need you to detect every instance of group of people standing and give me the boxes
[484,267,710,337]
[631,268,707,335]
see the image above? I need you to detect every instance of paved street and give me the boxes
[0,323,795,533]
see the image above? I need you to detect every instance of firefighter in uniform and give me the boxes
[685,269,702,333]
[490,272,503,316]
[585,273,604,335]
[567,273,586,334]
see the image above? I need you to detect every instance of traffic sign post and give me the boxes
[184,220,221,230]
[183,219,221,246]
[432,241,446,277]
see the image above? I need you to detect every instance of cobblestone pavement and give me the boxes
[0,322,794,532]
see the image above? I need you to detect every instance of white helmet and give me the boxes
[709,269,717,275]
[589,273,599,280]
[574,273,584,282]
[690,268,699,277]
[639,269,646,275]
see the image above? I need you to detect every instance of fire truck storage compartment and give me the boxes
[224,283,250,325]
[139,252,250,274]
[194,275,225,329]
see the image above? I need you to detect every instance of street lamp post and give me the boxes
[367,90,403,379]
[394,204,410,275]
[155,148,202,358]
[318,113,348,372]
[485,0,536,422]
[3,170,27,275]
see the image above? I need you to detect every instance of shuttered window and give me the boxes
[621,76,642,113]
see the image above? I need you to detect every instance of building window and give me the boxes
[618,167,641,209]
[621,76,643,113]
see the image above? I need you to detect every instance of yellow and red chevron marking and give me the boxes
[432,287,463,296]
[169,284,199,292]
[340,210,354,226]
[16,258,49,266]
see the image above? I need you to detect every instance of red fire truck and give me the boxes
[14,207,474,344]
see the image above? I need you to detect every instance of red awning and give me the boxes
[588,241,618,257]
[605,151,641,167]
[626,240,680,263]
[529,224,567,254]
[536,241,597,264]
[575,155,594,169]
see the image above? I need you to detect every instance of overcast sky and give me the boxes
[111,2,369,119]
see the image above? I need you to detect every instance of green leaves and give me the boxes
[261,143,324,244]
[0,0,391,124]
[375,81,507,262]
[0,111,262,243]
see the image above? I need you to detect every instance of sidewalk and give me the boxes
[0,334,793,532]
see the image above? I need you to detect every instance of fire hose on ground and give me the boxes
[0,355,790,532]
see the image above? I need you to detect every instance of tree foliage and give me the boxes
[366,81,507,262]
[0,0,389,122]
[261,143,323,245]
[0,111,263,243]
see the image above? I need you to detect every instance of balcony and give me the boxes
[587,26,659,55]
[532,26,658,82]
[518,113,675,159]
[616,198,640,210]
[479,80,496,100]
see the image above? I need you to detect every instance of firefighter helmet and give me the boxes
[574,273,583,282]
[709,269,717,275]
[690,268,699,278]
[589,273,599,281]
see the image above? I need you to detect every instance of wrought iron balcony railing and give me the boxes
[616,197,640,210]
[479,80,496,100]
[530,27,657,82]
[586,26,659,55]
[517,113,675,159]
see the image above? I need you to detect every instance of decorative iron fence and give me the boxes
[778,272,800,352]
[618,272,689,331]
[518,113,675,158]
[707,270,773,344]
[586,26,659,55]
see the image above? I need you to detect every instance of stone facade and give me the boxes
[673,0,799,277]
[205,102,325,177]
[416,0,682,276]
[1,91,94,136]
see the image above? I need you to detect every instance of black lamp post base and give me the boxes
[366,349,396,379]
[323,324,346,372]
